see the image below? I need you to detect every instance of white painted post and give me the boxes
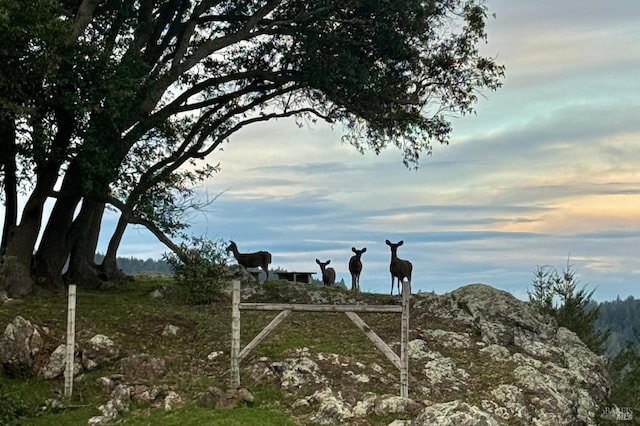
[230,279,241,388]
[64,284,77,398]
[400,279,410,398]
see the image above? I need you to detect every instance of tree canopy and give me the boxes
[0,0,504,297]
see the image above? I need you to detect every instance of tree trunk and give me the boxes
[0,115,35,297]
[2,107,75,296]
[65,199,105,289]
[99,214,128,281]
[0,115,17,256]
[34,163,83,288]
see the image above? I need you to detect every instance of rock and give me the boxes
[207,350,224,360]
[412,400,499,426]
[89,384,131,425]
[87,415,109,425]
[199,386,223,408]
[374,396,422,416]
[82,334,120,371]
[479,344,511,361]
[0,316,45,376]
[278,356,328,390]
[41,344,82,379]
[353,392,378,417]
[163,391,184,411]
[221,265,265,299]
[420,329,472,349]
[308,388,353,425]
[449,284,557,346]
[149,289,164,299]
[119,354,166,380]
[218,387,254,408]
[162,324,179,336]
[109,384,131,413]
[130,384,167,404]
[422,355,470,391]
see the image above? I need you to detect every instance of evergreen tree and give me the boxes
[528,259,609,354]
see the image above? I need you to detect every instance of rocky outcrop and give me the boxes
[241,283,609,425]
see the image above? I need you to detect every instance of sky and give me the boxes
[55,1,640,300]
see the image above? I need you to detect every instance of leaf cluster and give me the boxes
[163,237,228,305]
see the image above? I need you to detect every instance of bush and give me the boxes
[163,238,228,305]
[0,382,27,425]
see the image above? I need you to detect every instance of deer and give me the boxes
[385,239,412,295]
[348,247,367,293]
[225,241,272,282]
[315,259,336,287]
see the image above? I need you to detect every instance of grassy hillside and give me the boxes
[0,277,405,425]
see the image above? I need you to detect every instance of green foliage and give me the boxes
[163,237,227,305]
[528,260,609,354]
[596,295,640,358]
[597,329,640,424]
[0,381,27,425]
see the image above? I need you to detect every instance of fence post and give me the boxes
[230,279,241,388]
[64,284,77,398]
[400,279,410,398]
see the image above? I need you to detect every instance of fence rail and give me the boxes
[230,279,410,397]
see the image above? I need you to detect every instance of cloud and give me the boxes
[3,0,636,303]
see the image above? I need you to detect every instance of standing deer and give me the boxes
[348,247,367,293]
[315,259,336,287]
[226,241,272,282]
[385,239,412,295]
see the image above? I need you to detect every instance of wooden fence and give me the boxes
[230,279,411,397]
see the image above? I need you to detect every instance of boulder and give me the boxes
[82,334,121,371]
[217,387,254,408]
[0,316,45,376]
[119,354,166,380]
[40,344,82,379]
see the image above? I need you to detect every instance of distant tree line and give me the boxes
[596,296,640,358]
[94,253,171,275]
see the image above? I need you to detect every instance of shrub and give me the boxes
[0,382,27,425]
[163,237,228,305]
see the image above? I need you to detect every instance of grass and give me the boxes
[2,277,529,425]
[0,277,410,425]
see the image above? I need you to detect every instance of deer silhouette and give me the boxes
[226,241,272,282]
[348,247,367,293]
[385,239,412,295]
[315,259,336,287]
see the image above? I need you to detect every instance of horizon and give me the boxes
[4,0,640,303]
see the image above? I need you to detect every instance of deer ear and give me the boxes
[316,259,321,264]
[326,260,331,265]
[352,247,357,253]
[362,248,367,253]
[385,239,392,245]
[398,240,404,246]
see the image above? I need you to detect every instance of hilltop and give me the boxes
[1,272,610,425]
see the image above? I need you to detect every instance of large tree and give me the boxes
[0,0,504,297]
